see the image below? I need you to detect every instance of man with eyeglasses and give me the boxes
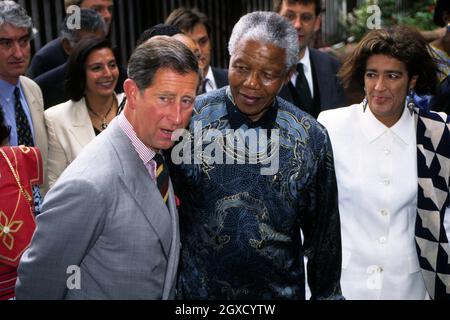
[273,0,346,118]
[27,0,114,79]
[0,1,48,190]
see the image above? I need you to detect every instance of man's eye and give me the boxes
[283,13,295,21]
[0,39,12,47]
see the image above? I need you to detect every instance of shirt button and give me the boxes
[379,236,387,244]
[380,209,389,216]
[384,148,391,155]
[383,179,390,186]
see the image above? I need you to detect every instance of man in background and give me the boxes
[0,1,48,192]
[27,0,113,79]
[274,0,346,118]
[166,7,228,93]
[34,8,106,108]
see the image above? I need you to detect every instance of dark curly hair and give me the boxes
[339,25,439,96]
[65,37,116,101]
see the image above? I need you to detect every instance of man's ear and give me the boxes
[123,79,139,110]
[284,66,295,84]
[314,14,321,33]
[61,38,72,55]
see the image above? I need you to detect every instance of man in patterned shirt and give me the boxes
[170,11,343,300]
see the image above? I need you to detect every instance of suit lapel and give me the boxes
[68,98,96,149]
[105,120,173,258]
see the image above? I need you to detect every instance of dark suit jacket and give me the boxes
[212,67,228,89]
[28,38,68,79]
[278,47,346,118]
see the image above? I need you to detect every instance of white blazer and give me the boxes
[44,93,124,188]
[20,76,49,193]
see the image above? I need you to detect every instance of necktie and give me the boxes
[295,63,313,114]
[14,87,34,146]
[201,78,210,94]
[154,153,170,207]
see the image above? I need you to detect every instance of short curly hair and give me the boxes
[339,25,439,96]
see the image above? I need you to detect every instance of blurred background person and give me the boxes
[318,26,449,300]
[273,0,346,118]
[28,0,114,79]
[0,1,48,194]
[165,7,228,94]
[34,9,107,109]
[45,37,123,188]
[1,108,43,300]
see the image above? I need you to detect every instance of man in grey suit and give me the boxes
[274,0,346,118]
[15,36,199,299]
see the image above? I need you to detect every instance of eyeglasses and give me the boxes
[282,12,316,24]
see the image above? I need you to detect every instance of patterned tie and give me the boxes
[14,87,34,146]
[295,63,313,114]
[154,153,170,207]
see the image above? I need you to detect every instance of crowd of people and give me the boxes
[0,0,449,300]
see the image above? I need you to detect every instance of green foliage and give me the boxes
[345,0,436,42]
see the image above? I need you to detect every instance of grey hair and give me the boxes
[228,11,299,72]
[0,1,32,33]
[128,36,199,91]
[60,8,105,42]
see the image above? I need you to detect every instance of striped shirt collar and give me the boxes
[117,112,156,165]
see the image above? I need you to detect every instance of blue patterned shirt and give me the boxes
[170,87,343,300]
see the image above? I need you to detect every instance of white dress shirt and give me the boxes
[290,47,314,98]
[204,66,218,93]
[318,103,429,300]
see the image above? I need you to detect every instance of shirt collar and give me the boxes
[299,47,310,67]
[290,47,311,84]
[117,112,156,165]
[204,66,217,91]
[225,87,278,131]
[360,101,415,145]
[0,78,19,101]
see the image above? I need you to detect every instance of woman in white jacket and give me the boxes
[318,26,450,300]
[45,37,124,188]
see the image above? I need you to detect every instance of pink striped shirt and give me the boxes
[117,113,158,181]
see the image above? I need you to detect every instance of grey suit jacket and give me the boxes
[20,76,48,193]
[278,47,346,115]
[15,118,180,299]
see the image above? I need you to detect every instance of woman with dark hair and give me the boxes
[45,37,124,188]
[318,26,450,300]
[1,107,43,299]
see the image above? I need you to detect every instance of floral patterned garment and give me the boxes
[170,87,343,300]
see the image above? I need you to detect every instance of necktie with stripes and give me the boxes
[14,87,34,146]
[154,153,170,208]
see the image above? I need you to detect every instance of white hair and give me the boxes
[228,11,299,71]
